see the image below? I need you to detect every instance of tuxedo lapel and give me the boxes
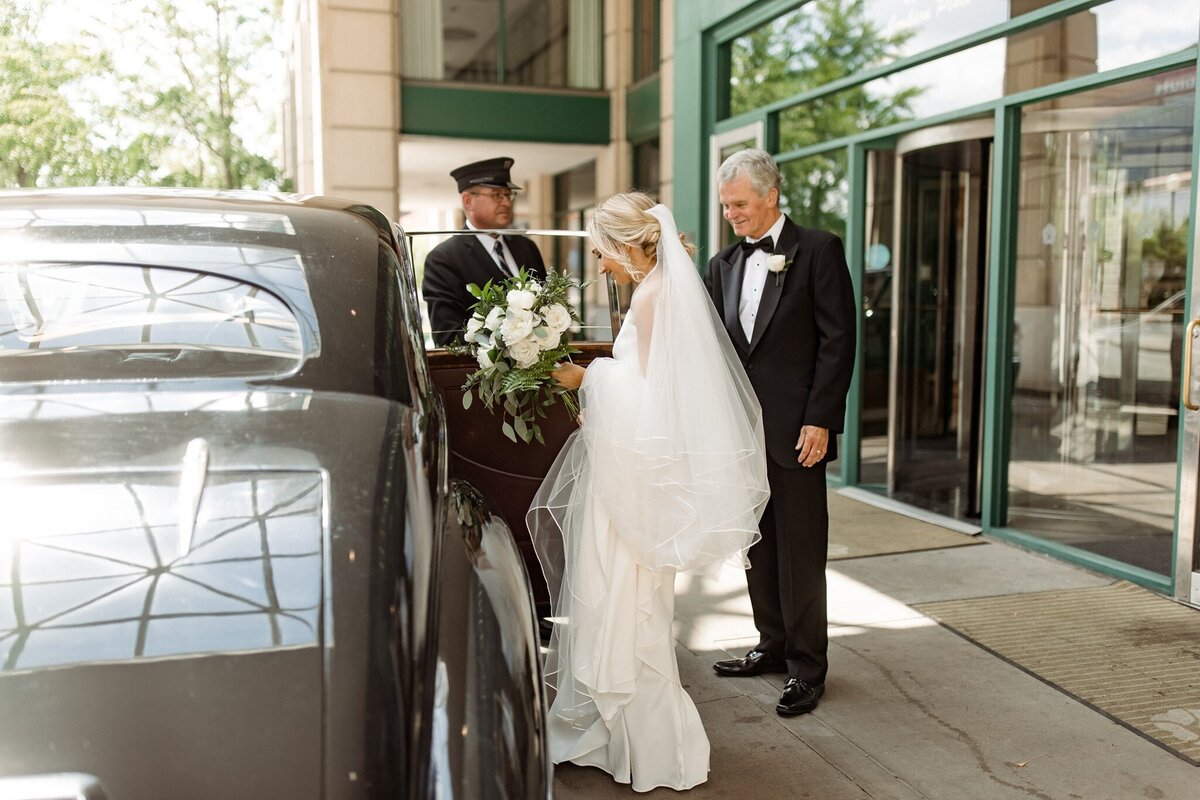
[720,249,752,352]
[748,237,800,349]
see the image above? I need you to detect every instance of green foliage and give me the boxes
[0,1,107,186]
[1142,219,1188,272]
[0,0,283,190]
[728,0,921,235]
[447,269,583,445]
[115,0,283,189]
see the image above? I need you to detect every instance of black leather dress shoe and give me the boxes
[776,678,824,716]
[712,650,788,677]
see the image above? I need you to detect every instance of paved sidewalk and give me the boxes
[553,490,1199,799]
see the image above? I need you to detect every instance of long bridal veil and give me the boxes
[528,203,769,744]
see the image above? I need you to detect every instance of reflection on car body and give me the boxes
[0,190,550,800]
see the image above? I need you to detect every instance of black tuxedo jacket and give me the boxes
[422,232,547,346]
[705,215,856,468]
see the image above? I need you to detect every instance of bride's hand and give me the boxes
[551,362,586,390]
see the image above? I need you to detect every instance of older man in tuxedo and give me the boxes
[422,157,547,346]
[705,149,856,716]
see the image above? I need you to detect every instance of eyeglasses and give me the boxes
[469,188,518,203]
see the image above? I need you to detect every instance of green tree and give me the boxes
[1143,219,1187,307]
[116,0,282,189]
[728,0,920,235]
[0,2,110,187]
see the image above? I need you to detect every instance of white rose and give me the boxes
[766,254,788,273]
[476,348,494,370]
[500,308,536,345]
[484,306,505,331]
[533,326,558,351]
[465,314,484,339]
[508,336,540,369]
[507,288,536,311]
[539,303,572,334]
[526,280,542,294]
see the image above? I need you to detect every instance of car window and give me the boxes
[0,262,307,382]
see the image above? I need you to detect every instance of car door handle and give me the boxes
[1185,318,1200,411]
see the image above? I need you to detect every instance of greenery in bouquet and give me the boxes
[448,268,582,444]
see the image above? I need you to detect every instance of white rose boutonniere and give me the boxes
[766,254,790,286]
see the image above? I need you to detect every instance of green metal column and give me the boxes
[839,142,868,487]
[979,104,1021,531]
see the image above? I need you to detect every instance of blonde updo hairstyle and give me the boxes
[587,191,696,283]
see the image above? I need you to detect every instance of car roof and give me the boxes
[0,188,408,396]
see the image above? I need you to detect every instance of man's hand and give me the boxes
[795,425,829,467]
[551,362,586,390]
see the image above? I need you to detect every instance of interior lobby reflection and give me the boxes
[1006,68,1194,574]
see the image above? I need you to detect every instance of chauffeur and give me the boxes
[422,157,548,346]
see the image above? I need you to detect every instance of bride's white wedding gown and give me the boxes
[544,275,708,791]
[530,204,768,792]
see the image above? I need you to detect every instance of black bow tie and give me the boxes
[740,236,774,255]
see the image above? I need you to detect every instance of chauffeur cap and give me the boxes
[451,157,523,193]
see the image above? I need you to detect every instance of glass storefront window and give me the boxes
[632,138,661,196]
[401,0,602,89]
[758,0,1199,144]
[633,0,661,82]
[1007,66,1194,574]
[859,149,897,488]
[779,149,848,242]
[727,1,923,119]
[554,161,612,341]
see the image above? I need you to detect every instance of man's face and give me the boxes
[719,175,779,240]
[463,187,514,229]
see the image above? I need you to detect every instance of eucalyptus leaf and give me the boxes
[502,421,517,442]
[462,391,473,410]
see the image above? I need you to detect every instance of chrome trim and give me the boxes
[0,772,108,800]
[895,118,995,156]
[403,228,590,238]
[1183,318,1200,411]
[1177,317,1200,605]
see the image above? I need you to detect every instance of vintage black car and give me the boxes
[0,190,550,800]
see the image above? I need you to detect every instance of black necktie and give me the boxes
[740,236,774,256]
[492,237,509,275]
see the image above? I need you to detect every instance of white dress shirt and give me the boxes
[738,213,786,340]
[466,219,516,277]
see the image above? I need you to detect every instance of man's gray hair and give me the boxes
[717,148,782,196]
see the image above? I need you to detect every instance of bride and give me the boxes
[529,193,769,791]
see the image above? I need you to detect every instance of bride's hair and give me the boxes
[588,192,696,282]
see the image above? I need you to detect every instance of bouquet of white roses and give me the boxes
[449,268,582,444]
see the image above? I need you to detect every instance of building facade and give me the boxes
[282,0,1200,606]
[281,0,672,335]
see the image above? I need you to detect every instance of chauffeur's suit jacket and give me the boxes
[422,232,547,346]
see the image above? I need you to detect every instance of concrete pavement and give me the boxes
[553,490,1199,799]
